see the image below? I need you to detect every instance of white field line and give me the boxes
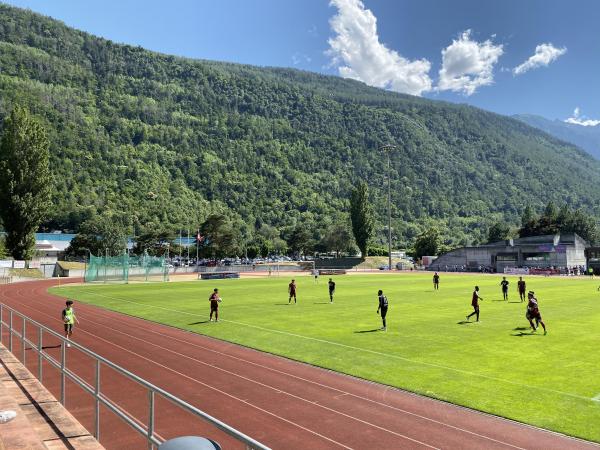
[76,290,594,404]
[3,298,358,450]
[592,394,600,402]
[70,302,534,450]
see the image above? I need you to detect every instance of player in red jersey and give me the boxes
[526,291,547,334]
[209,288,222,322]
[466,286,483,322]
[517,277,526,302]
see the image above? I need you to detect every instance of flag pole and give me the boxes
[196,228,200,273]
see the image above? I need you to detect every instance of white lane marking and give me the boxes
[2,298,405,450]
[18,293,439,449]
[77,290,592,403]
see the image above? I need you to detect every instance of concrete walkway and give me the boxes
[0,345,103,450]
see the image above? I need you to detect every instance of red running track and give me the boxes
[0,279,598,450]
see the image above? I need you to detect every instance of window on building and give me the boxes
[524,253,550,262]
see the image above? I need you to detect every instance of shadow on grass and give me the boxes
[274,303,291,306]
[512,332,538,337]
[492,299,507,302]
[457,320,472,325]
[354,329,381,333]
[188,320,210,325]
[513,326,529,331]
[313,302,331,304]
[508,301,523,304]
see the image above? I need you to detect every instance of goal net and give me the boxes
[84,254,169,283]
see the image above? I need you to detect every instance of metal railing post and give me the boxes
[60,341,66,405]
[38,327,43,382]
[148,390,155,450]
[21,317,26,364]
[95,360,100,441]
[0,303,3,343]
[9,310,13,352]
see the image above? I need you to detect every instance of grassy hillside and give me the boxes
[1,4,600,247]
[514,113,600,160]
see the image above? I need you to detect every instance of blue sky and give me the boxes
[4,0,599,123]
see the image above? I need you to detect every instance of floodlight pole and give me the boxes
[379,144,396,271]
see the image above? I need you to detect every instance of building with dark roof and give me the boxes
[429,234,588,273]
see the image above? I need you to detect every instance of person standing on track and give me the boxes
[376,290,388,331]
[433,272,440,290]
[466,286,483,322]
[209,288,222,322]
[61,300,79,348]
[517,276,526,302]
[288,279,297,304]
[328,278,336,303]
[500,277,509,301]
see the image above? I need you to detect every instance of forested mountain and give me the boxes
[1,3,600,248]
[514,114,600,161]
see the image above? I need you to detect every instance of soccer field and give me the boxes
[50,273,600,443]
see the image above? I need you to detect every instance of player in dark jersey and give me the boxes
[466,286,483,322]
[526,291,547,334]
[209,288,222,322]
[288,279,297,304]
[500,277,509,300]
[433,272,440,290]
[517,277,526,302]
[328,278,336,303]
[377,290,388,331]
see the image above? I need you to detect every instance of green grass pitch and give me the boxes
[50,273,600,442]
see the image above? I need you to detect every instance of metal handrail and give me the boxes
[0,303,270,450]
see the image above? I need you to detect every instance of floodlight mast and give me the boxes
[379,144,396,271]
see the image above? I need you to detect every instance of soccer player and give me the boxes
[517,276,526,302]
[526,291,547,334]
[209,288,222,322]
[433,272,440,290]
[466,286,483,322]
[328,278,336,303]
[376,290,388,331]
[61,300,79,347]
[288,279,297,304]
[313,269,319,283]
[500,277,509,301]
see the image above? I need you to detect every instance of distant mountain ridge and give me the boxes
[1,3,600,248]
[513,114,600,160]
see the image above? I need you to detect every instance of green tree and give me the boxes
[132,229,176,256]
[350,182,374,258]
[322,223,355,257]
[287,225,313,256]
[521,205,534,228]
[414,227,440,259]
[200,214,240,258]
[0,237,7,259]
[65,212,128,257]
[0,106,51,259]
[487,222,511,243]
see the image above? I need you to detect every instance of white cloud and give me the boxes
[292,53,312,66]
[513,43,566,75]
[565,107,600,127]
[327,0,432,96]
[437,30,504,96]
